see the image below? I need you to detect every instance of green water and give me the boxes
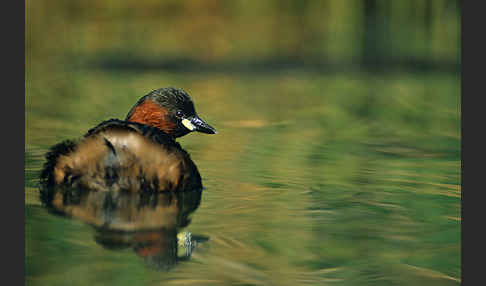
[25,68,460,285]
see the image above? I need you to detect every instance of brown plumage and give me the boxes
[40,87,216,206]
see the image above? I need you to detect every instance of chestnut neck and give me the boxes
[126,100,178,137]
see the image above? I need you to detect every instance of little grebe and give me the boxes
[40,87,216,200]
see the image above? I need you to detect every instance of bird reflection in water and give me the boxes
[38,88,216,270]
[40,185,208,271]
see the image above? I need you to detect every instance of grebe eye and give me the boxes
[176,111,183,118]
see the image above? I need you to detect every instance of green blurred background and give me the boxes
[26,0,459,72]
[25,1,461,286]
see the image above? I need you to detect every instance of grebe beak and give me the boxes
[182,116,217,134]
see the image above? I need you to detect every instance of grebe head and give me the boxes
[126,87,217,138]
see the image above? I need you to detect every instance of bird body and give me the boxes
[40,87,215,204]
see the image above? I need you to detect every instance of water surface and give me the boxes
[25,68,461,285]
